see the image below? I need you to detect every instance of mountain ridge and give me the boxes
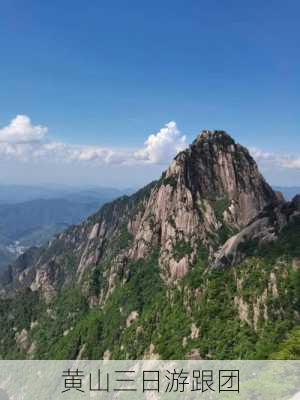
[0,130,299,360]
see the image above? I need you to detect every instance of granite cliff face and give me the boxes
[128,130,280,278]
[1,131,280,292]
[1,131,299,360]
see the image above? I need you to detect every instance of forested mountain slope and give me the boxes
[0,130,299,360]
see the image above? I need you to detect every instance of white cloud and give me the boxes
[134,121,187,163]
[0,115,47,144]
[250,147,300,171]
[282,159,300,169]
[73,146,130,165]
[249,147,274,161]
[0,115,187,166]
[0,115,298,174]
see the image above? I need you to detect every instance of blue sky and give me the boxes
[0,0,299,187]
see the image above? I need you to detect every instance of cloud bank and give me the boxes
[0,115,299,173]
[250,147,300,171]
[0,116,187,166]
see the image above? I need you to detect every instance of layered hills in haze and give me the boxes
[0,131,299,360]
[0,187,128,270]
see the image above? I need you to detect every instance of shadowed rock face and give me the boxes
[292,195,300,211]
[168,130,277,226]
[0,130,292,296]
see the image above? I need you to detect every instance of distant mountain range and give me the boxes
[0,186,131,270]
[274,187,300,201]
[0,184,132,205]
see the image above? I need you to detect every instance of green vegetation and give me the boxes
[0,216,299,360]
[173,239,193,261]
[32,288,89,359]
[213,195,230,220]
[118,225,134,250]
[218,224,238,245]
[17,252,164,359]
[271,327,300,359]
[0,289,44,358]
[157,172,177,190]
[259,216,300,261]
[210,195,237,244]
[163,176,177,189]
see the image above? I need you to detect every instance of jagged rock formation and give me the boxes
[0,131,281,292]
[0,130,299,360]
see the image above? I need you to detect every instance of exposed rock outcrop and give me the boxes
[0,130,295,297]
[1,129,300,361]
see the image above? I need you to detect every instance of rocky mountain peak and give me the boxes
[0,131,288,296]
[1,131,299,362]
[166,130,277,228]
[192,129,236,147]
